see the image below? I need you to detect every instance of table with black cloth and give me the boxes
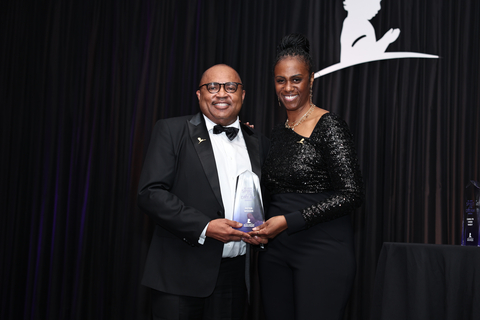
[370,242,480,320]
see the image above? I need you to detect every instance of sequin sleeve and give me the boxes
[301,114,364,228]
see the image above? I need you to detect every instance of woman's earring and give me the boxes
[278,97,281,107]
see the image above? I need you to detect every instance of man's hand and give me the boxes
[206,219,248,243]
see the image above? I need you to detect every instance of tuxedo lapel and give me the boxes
[187,113,224,210]
[241,124,261,179]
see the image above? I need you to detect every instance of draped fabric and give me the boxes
[1,1,479,319]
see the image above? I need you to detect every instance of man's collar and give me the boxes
[203,115,240,131]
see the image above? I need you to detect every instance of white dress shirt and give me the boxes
[199,115,252,257]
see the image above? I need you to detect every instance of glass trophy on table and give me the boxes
[462,180,480,246]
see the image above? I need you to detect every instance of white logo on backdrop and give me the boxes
[314,0,439,78]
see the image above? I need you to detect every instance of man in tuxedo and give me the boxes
[137,64,269,320]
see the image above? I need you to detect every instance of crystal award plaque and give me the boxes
[232,170,265,232]
[462,180,480,246]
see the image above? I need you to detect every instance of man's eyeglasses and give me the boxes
[198,82,243,94]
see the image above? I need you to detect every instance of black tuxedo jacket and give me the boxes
[138,113,270,297]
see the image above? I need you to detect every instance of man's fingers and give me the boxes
[206,219,249,243]
[225,219,243,228]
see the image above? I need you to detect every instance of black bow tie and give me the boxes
[213,124,239,141]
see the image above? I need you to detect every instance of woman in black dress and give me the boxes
[252,34,364,320]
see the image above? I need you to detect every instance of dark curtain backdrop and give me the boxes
[1,0,479,319]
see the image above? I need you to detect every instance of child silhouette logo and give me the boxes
[315,0,438,78]
[340,0,400,62]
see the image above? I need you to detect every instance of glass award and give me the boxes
[232,170,265,232]
[462,180,480,246]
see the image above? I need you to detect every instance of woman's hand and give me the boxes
[242,234,268,246]
[239,120,254,129]
[251,215,288,239]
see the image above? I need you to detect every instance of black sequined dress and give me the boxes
[259,112,364,320]
[262,112,364,232]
